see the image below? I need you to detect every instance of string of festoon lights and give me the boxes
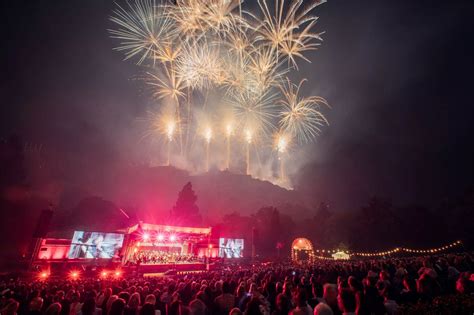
[313,240,463,259]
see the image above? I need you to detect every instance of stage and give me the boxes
[32,222,242,276]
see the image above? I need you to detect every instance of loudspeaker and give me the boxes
[32,209,54,238]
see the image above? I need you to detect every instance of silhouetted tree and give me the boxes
[250,207,295,256]
[171,182,202,226]
[311,202,333,246]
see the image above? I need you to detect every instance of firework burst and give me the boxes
[109,0,176,65]
[147,65,186,102]
[231,88,279,138]
[176,40,224,90]
[279,78,329,143]
[110,0,330,187]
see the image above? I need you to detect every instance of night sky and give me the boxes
[2,0,474,211]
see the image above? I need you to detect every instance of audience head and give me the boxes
[106,295,119,313]
[229,308,242,315]
[144,294,156,305]
[128,292,141,308]
[45,302,62,315]
[275,293,291,313]
[323,284,337,305]
[110,298,126,315]
[29,297,43,311]
[313,303,334,315]
[139,303,155,315]
[337,289,356,314]
[81,298,96,315]
[295,289,308,307]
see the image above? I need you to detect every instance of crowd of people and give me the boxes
[1,253,473,315]
[131,251,203,265]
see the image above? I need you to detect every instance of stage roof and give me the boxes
[126,223,211,235]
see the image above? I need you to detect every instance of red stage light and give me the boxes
[157,234,164,241]
[170,234,177,242]
[115,271,121,277]
[143,233,150,241]
[40,272,48,279]
[208,244,213,249]
[101,271,108,278]
[70,271,79,279]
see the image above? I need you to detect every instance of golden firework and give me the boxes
[279,78,329,143]
[230,88,279,137]
[251,0,325,70]
[109,0,176,65]
[147,65,186,103]
[110,0,330,186]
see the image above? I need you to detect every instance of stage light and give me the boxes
[143,233,150,241]
[170,234,177,242]
[101,271,108,278]
[115,271,122,277]
[40,272,48,279]
[157,234,164,241]
[70,271,79,280]
[208,244,213,249]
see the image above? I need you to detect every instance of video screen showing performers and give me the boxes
[219,238,244,258]
[68,231,124,259]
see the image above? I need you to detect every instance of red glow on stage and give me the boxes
[170,234,177,242]
[101,271,108,278]
[157,234,164,241]
[37,238,71,260]
[143,233,150,241]
[40,272,48,279]
[209,244,213,248]
[115,271,122,277]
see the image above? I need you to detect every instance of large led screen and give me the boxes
[218,238,244,258]
[68,231,124,259]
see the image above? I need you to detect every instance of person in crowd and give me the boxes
[1,253,473,315]
[313,303,333,315]
[97,289,112,315]
[214,282,235,315]
[272,294,291,315]
[381,288,398,315]
[289,290,312,315]
[80,298,101,315]
[28,298,43,315]
[105,296,118,315]
[229,308,242,315]
[399,276,418,305]
[418,259,438,279]
[45,303,62,315]
[138,304,154,315]
[109,299,126,315]
[124,293,140,315]
[361,277,385,315]
[189,296,206,315]
[243,298,263,315]
[321,285,339,315]
[416,274,440,302]
[68,292,82,315]
[1,299,19,315]
[336,290,356,315]
[455,274,472,295]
